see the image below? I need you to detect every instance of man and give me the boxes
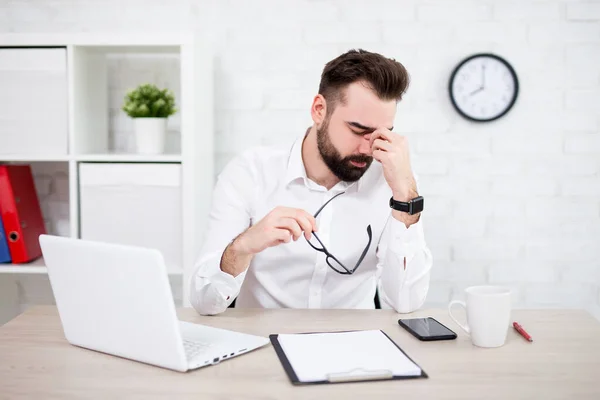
[190,49,432,315]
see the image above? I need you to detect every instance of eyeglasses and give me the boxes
[305,191,372,275]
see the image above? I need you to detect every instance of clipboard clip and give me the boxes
[326,368,394,383]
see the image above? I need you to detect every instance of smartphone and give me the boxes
[398,317,457,341]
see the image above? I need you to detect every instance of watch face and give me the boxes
[449,53,519,122]
[411,197,424,214]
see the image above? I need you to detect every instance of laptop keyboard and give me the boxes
[183,339,212,360]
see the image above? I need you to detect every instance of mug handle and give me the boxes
[448,300,470,336]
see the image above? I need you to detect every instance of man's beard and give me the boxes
[316,116,373,182]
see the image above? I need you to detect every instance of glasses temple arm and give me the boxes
[313,191,345,219]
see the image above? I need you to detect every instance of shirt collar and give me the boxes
[284,130,362,193]
[284,133,309,187]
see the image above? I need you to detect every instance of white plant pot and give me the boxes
[134,118,167,154]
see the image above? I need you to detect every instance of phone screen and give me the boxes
[399,317,456,340]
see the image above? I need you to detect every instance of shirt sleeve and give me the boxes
[376,214,433,313]
[189,152,256,315]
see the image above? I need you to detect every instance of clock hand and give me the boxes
[469,87,483,96]
[482,64,486,88]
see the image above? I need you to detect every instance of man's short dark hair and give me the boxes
[318,49,410,112]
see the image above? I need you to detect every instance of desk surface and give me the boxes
[1,306,600,399]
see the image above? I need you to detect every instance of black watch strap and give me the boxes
[389,196,424,215]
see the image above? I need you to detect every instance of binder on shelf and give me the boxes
[0,164,47,263]
[270,329,428,385]
[0,216,10,263]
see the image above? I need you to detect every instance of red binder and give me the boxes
[0,164,47,263]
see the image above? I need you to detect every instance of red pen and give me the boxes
[513,322,533,342]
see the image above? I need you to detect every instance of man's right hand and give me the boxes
[221,207,317,277]
[235,207,317,256]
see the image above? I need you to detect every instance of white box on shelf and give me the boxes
[79,162,182,273]
[0,48,68,155]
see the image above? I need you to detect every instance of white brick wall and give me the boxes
[567,2,600,20]
[417,3,492,22]
[1,0,599,323]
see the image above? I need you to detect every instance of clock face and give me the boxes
[449,54,519,122]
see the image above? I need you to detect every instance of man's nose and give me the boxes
[358,135,372,155]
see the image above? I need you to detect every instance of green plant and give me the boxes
[122,83,177,118]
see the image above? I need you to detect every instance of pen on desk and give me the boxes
[513,322,533,342]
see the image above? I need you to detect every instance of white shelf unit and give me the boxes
[0,154,183,163]
[0,33,214,307]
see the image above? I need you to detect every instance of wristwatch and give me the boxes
[389,196,424,215]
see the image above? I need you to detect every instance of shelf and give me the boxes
[0,155,71,162]
[76,154,182,163]
[0,257,183,275]
[0,266,48,274]
[0,258,47,274]
[0,154,183,163]
[0,33,190,47]
[0,32,213,307]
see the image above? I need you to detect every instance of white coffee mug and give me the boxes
[448,285,511,348]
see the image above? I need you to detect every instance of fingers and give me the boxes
[274,207,318,233]
[372,138,393,153]
[369,128,395,147]
[308,214,318,232]
[258,207,321,250]
[272,228,292,244]
[297,209,318,233]
[275,217,303,241]
[372,149,386,163]
[295,214,314,240]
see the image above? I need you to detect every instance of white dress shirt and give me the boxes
[190,133,433,315]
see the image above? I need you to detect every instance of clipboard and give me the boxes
[269,330,429,385]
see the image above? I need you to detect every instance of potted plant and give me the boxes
[122,83,177,154]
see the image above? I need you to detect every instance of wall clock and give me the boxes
[448,53,519,122]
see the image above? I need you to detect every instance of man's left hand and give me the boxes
[370,128,421,227]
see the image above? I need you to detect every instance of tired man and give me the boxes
[190,49,432,315]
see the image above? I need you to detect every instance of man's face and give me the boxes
[316,81,397,182]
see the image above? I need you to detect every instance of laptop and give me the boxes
[38,234,270,372]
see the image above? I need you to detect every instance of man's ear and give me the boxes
[311,94,327,125]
